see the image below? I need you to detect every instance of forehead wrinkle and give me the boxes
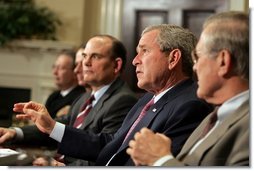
[136,44,145,52]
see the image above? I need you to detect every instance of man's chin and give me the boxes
[196,90,203,99]
[137,82,143,89]
[137,82,149,91]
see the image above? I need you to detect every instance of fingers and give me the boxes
[127,128,169,166]
[156,132,171,142]
[13,101,42,113]
[126,146,132,155]
[139,127,153,134]
[51,159,66,166]
[15,108,37,120]
[127,140,138,156]
[0,128,16,144]
[14,102,36,121]
[15,114,32,120]
[126,140,141,166]
[32,157,49,166]
[13,103,27,113]
[128,139,135,149]
[0,132,10,144]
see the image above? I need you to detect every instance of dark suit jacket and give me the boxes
[163,99,249,166]
[67,78,137,134]
[58,79,214,166]
[19,77,138,165]
[45,85,85,118]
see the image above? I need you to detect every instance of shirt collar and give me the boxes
[60,86,76,97]
[91,83,112,106]
[217,90,249,122]
[154,85,175,103]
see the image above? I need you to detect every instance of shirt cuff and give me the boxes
[153,154,174,166]
[49,122,65,142]
[11,127,24,141]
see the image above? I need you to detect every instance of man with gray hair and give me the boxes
[14,24,213,166]
[127,11,249,166]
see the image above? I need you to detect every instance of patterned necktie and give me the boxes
[200,107,218,138]
[73,95,95,128]
[55,95,95,163]
[123,98,154,143]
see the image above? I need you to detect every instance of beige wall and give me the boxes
[230,0,249,12]
[82,0,102,42]
[35,0,86,46]
[34,0,248,47]
[35,0,122,47]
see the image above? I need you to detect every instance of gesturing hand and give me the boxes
[13,101,56,134]
[0,128,16,144]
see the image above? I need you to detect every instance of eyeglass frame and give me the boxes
[191,49,219,64]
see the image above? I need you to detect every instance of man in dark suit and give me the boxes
[14,24,213,166]
[127,11,249,166]
[0,50,85,145]
[0,35,138,166]
[46,50,85,118]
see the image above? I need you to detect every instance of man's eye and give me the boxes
[92,55,100,59]
[82,54,87,58]
[142,49,148,53]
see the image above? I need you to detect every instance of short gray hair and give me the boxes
[203,11,249,80]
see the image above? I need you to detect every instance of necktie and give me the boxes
[106,99,154,166]
[123,98,154,143]
[73,95,95,128]
[55,95,95,163]
[200,108,218,138]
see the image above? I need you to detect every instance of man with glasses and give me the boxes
[13,25,213,166]
[127,11,249,166]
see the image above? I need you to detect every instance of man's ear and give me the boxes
[168,49,181,70]
[217,49,231,77]
[114,57,123,73]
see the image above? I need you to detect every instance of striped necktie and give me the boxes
[123,98,154,143]
[73,95,95,128]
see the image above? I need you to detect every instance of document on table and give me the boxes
[0,148,19,157]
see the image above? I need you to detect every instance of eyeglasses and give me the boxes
[192,49,219,64]
[191,49,199,64]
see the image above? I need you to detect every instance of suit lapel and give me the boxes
[118,79,194,151]
[179,99,249,163]
[119,104,162,150]
[107,79,196,164]
[177,108,218,158]
[80,78,124,129]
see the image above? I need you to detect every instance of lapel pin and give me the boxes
[152,108,157,112]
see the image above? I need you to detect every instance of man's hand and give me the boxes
[0,128,16,144]
[13,101,56,134]
[126,128,172,166]
[33,157,65,166]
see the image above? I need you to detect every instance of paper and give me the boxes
[0,148,19,157]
